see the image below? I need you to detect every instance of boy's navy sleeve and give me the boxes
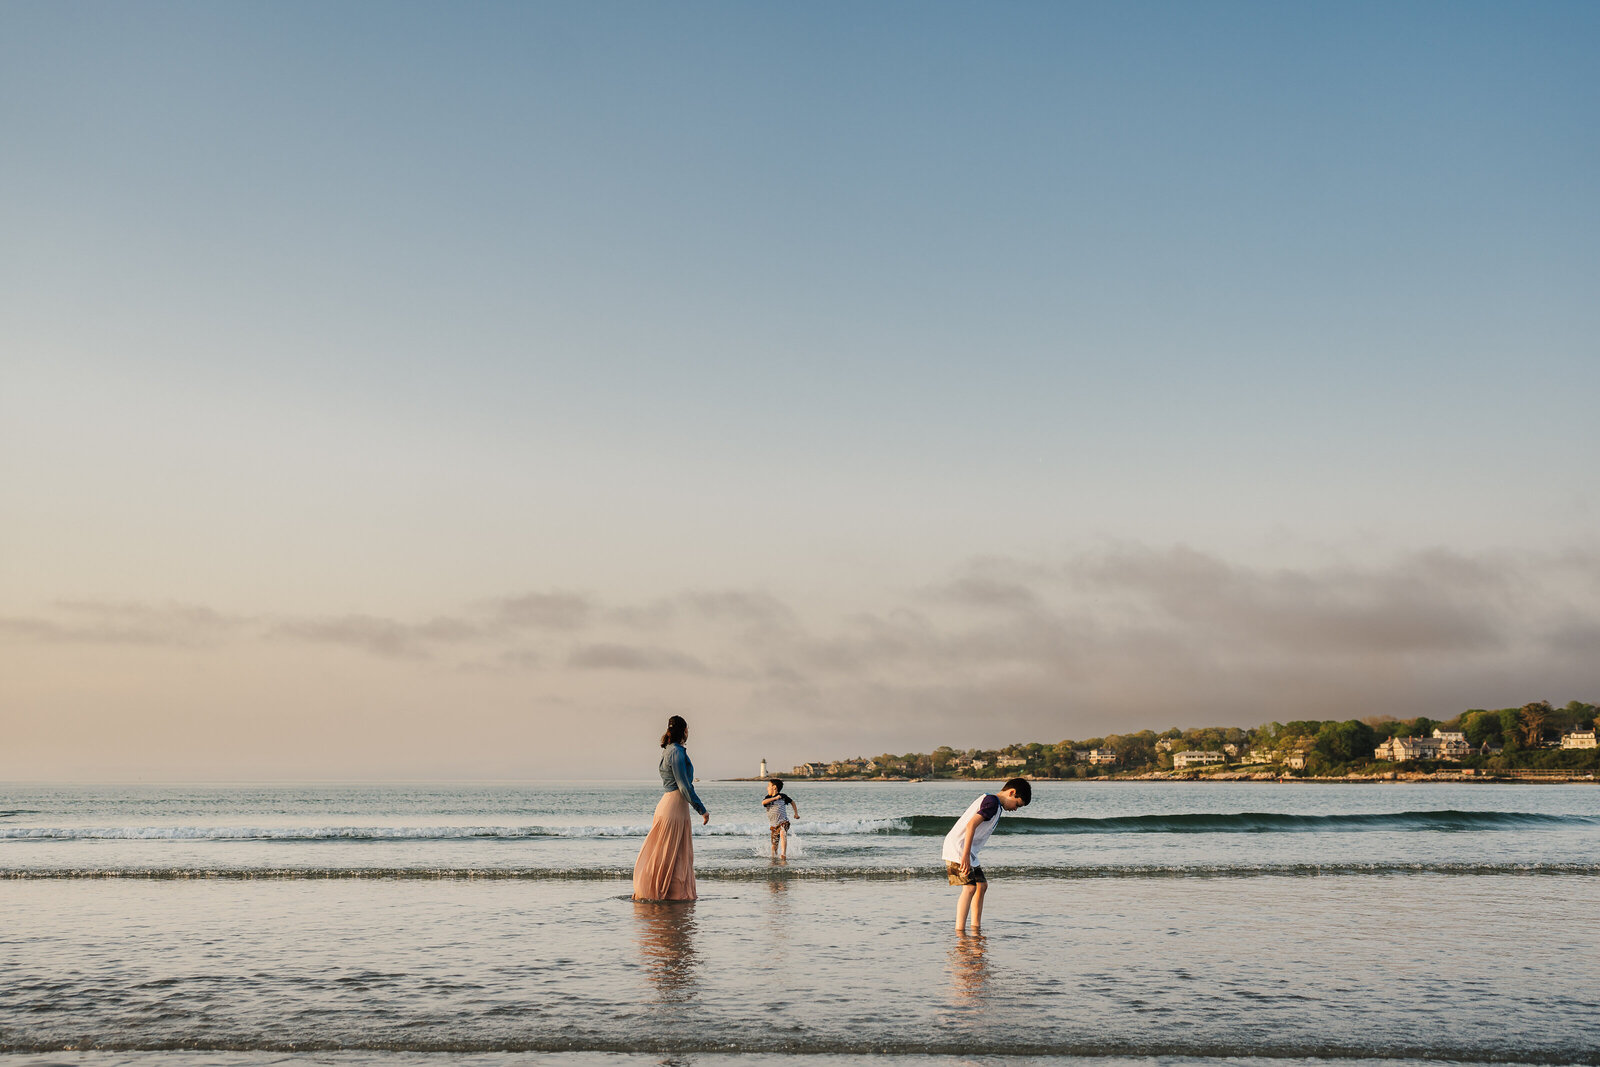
[978,794,1000,821]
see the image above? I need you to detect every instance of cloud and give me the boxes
[567,643,711,675]
[5,547,1595,749]
[679,590,798,629]
[271,614,453,659]
[1064,544,1509,657]
[925,572,1044,612]
[731,545,1600,743]
[0,601,249,647]
[485,591,595,632]
[606,589,799,633]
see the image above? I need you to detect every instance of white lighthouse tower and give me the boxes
[759,758,768,778]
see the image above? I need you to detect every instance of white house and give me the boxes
[1432,729,1473,760]
[1173,750,1226,769]
[1375,736,1446,761]
[1074,748,1118,765]
[1560,729,1598,750]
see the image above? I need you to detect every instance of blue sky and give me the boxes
[3,2,1596,778]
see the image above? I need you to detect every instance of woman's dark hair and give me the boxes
[660,715,688,748]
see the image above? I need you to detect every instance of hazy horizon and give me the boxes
[4,2,1596,781]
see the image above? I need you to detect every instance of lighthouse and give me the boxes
[759,758,768,778]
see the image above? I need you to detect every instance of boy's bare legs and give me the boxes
[969,882,986,931]
[955,883,979,932]
[778,824,788,860]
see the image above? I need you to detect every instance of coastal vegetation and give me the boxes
[793,700,1599,780]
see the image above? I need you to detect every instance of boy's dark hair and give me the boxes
[768,778,784,791]
[1002,777,1032,805]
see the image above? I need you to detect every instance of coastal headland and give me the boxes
[748,699,1598,784]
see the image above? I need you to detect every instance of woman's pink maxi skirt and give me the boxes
[632,790,697,901]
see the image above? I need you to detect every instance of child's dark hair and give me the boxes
[659,715,688,748]
[1002,777,1032,805]
[768,778,784,791]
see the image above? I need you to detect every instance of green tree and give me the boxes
[1519,701,1552,746]
[1113,730,1157,770]
[1564,700,1597,730]
[1314,720,1377,764]
[1462,710,1500,747]
[1498,708,1522,753]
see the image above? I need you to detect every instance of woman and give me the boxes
[632,715,709,901]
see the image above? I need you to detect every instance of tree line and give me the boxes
[805,699,1598,779]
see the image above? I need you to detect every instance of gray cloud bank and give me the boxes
[5,545,1597,743]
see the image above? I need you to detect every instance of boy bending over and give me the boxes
[941,777,1031,933]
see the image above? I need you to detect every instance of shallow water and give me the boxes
[3,781,1598,1063]
[4,780,1597,878]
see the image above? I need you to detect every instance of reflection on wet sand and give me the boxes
[634,900,700,1002]
[948,932,990,1003]
[765,875,791,948]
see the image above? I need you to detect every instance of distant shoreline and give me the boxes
[723,774,1598,784]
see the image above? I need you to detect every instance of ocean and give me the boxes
[3,779,1598,1066]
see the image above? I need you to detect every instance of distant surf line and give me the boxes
[2,809,1591,842]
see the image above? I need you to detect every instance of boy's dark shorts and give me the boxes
[945,861,987,886]
[770,821,790,844]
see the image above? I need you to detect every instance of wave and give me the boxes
[910,809,1599,835]
[0,818,905,841]
[5,861,1596,880]
[1,809,1589,842]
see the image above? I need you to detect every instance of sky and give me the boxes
[2,1,1597,781]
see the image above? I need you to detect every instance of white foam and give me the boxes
[0,818,910,842]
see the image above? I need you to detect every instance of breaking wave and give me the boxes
[1,809,1590,843]
[0,819,906,841]
[907,809,1599,835]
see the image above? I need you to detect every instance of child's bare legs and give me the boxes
[777,824,788,860]
[955,882,986,932]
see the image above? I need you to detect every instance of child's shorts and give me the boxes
[770,821,790,844]
[946,861,987,886]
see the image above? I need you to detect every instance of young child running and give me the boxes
[761,778,799,859]
[941,777,1031,933]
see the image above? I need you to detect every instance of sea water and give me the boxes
[3,780,1598,1065]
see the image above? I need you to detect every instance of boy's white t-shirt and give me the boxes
[941,793,1003,865]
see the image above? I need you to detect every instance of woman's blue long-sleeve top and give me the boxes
[658,743,707,817]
